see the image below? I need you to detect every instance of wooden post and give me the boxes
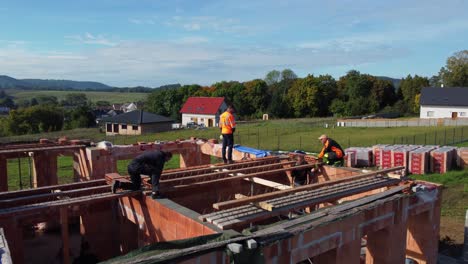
[60,206,70,264]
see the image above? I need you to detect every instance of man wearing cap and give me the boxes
[317,134,344,166]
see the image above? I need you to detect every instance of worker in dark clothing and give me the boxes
[317,134,344,166]
[291,151,314,186]
[112,150,172,198]
[219,105,236,164]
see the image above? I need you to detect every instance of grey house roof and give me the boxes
[102,110,173,125]
[420,87,468,107]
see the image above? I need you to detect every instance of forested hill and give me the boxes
[376,76,401,89]
[0,75,112,90]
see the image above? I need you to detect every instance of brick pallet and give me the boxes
[345,147,373,167]
[344,151,356,168]
[392,146,420,175]
[456,147,468,169]
[380,145,405,169]
[409,147,437,175]
[430,147,457,173]
[372,144,388,168]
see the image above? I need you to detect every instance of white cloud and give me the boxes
[65,33,118,46]
[129,18,156,25]
[0,38,406,87]
[165,16,255,35]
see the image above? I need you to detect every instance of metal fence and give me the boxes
[338,118,468,128]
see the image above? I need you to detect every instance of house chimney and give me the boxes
[140,110,143,124]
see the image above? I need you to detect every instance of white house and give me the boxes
[179,97,227,127]
[420,87,468,118]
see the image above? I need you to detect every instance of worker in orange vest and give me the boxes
[317,134,344,166]
[219,105,236,164]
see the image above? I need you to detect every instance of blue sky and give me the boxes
[0,0,467,87]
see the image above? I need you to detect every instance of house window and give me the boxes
[106,124,112,132]
[460,112,467,117]
[132,125,138,130]
[426,111,434,117]
[200,118,204,121]
[122,124,127,129]
[191,117,194,121]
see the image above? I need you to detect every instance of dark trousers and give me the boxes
[222,133,234,162]
[119,166,161,192]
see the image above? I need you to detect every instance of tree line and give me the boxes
[145,50,467,121]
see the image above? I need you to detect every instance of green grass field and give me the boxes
[411,170,468,245]
[6,89,148,104]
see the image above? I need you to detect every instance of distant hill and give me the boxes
[0,75,113,90]
[376,76,401,89]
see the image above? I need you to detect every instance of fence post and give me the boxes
[434,131,437,145]
[444,128,447,145]
[413,135,416,145]
[257,128,260,149]
[277,135,279,151]
[247,128,250,143]
[348,137,350,148]
[424,133,427,145]
[453,128,456,144]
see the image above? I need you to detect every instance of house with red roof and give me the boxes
[179,97,227,127]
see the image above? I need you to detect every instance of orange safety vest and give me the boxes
[318,138,344,159]
[219,111,236,134]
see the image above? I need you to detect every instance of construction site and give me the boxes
[0,137,445,264]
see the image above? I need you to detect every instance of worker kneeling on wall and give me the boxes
[317,134,344,167]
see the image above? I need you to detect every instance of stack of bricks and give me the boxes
[457,147,468,169]
[430,147,457,173]
[391,146,420,175]
[372,144,388,168]
[345,147,373,167]
[409,146,437,175]
[344,150,356,167]
[380,145,405,169]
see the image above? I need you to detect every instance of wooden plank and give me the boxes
[0,179,106,199]
[212,166,404,210]
[160,156,280,180]
[161,163,317,195]
[243,176,291,190]
[235,193,248,199]
[0,190,141,219]
[160,161,295,186]
[60,206,70,264]
[0,185,112,209]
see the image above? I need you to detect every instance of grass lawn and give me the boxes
[6,89,148,104]
[411,169,468,245]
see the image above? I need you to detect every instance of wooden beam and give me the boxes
[160,161,295,186]
[0,179,106,199]
[160,163,317,195]
[212,166,404,210]
[0,190,141,219]
[235,193,248,199]
[0,185,111,209]
[60,206,70,264]
[160,156,281,180]
[243,176,291,190]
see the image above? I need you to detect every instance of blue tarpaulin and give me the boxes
[233,145,269,158]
